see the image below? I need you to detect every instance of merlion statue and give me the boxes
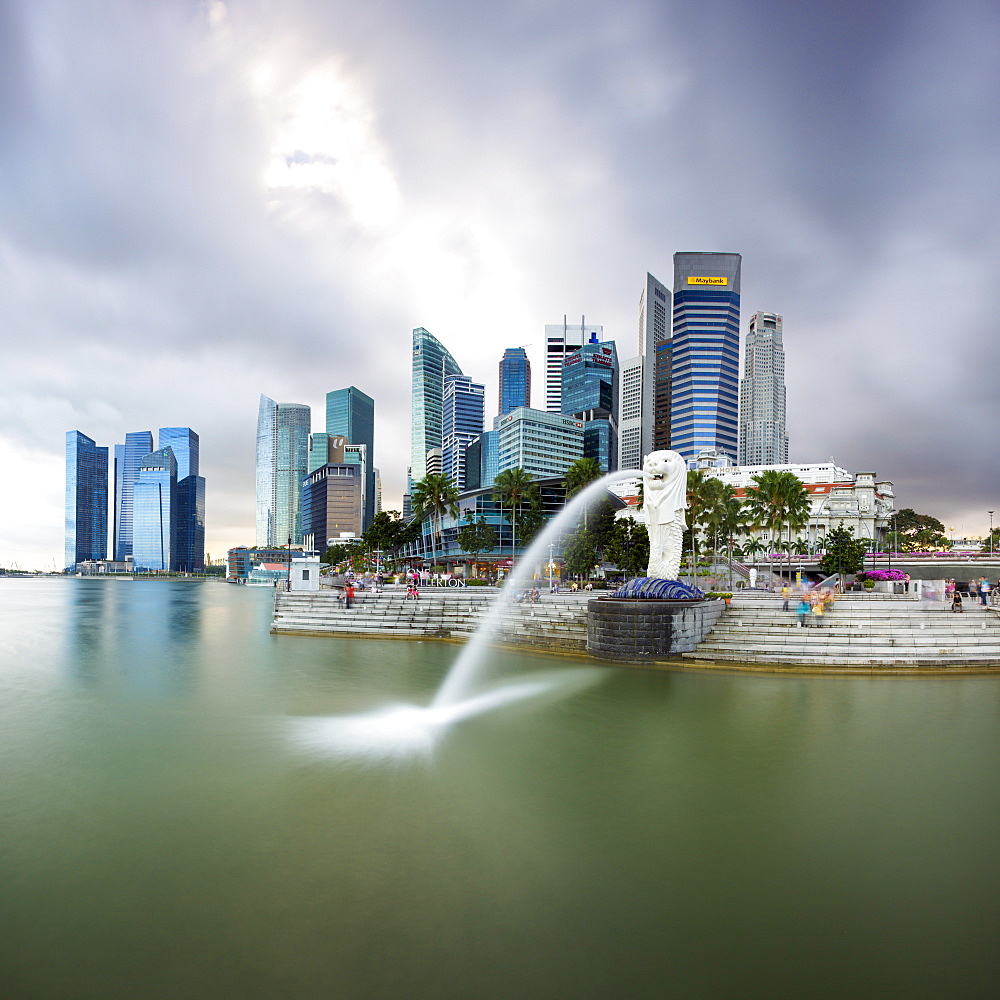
[642,450,687,580]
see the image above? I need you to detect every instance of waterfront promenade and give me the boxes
[272,586,1000,670]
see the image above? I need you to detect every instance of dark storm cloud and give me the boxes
[2,0,999,566]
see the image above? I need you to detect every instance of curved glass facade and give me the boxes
[411,328,463,482]
[256,395,311,546]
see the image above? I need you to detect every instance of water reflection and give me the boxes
[64,580,203,697]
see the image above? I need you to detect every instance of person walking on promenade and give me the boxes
[781,585,790,611]
[796,597,810,627]
[345,582,355,609]
[979,577,991,606]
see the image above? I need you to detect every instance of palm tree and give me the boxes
[742,470,811,585]
[742,536,766,584]
[410,473,460,579]
[563,457,603,499]
[563,457,604,534]
[492,467,536,562]
[685,471,716,585]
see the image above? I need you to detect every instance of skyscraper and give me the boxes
[256,395,311,546]
[739,312,788,465]
[495,409,583,479]
[441,374,485,490]
[637,273,671,461]
[562,335,619,472]
[618,355,644,472]
[653,339,673,451]
[325,386,375,531]
[499,347,531,416]
[158,427,199,480]
[670,252,742,462]
[411,327,463,482]
[544,318,603,413]
[133,447,177,571]
[159,427,205,571]
[113,430,153,561]
[65,431,109,571]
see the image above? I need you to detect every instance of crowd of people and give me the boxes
[943,577,996,612]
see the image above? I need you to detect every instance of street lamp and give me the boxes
[548,541,554,592]
[989,511,995,558]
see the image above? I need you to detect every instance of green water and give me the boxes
[2,578,999,999]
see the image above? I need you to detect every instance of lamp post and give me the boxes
[548,541,554,592]
[989,511,995,558]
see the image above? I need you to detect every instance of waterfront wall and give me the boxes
[586,599,727,664]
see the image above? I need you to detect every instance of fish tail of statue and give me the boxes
[647,519,684,581]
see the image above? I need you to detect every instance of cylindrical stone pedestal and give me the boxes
[587,598,726,664]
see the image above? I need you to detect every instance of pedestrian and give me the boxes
[345,582,354,609]
[980,577,991,606]
[781,584,790,611]
[796,597,810,627]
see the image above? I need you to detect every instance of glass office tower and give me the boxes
[464,430,500,491]
[113,430,153,562]
[544,318,602,413]
[65,431,109,571]
[670,252,742,462]
[411,327,463,483]
[158,427,199,479]
[326,386,375,531]
[256,395,311,546]
[159,427,204,571]
[442,375,485,490]
[133,447,177,571]
[499,347,531,416]
[562,336,619,472]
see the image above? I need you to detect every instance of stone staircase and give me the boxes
[685,593,1000,667]
[271,587,590,652]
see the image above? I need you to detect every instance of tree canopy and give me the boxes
[563,457,603,499]
[818,523,868,576]
[411,473,460,569]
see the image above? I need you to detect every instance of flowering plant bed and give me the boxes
[856,569,907,582]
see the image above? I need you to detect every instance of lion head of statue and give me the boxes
[642,450,685,494]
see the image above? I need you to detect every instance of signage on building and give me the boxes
[687,276,728,286]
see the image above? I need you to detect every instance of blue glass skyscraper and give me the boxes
[65,431,109,571]
[158,427,205,570]
[113,430,153,561]
[562,336,619,472]
[670,252,742,462]
[133,447,177,571]
[441,375,485,490]
[158,427,199,480]
[326,387,375,531]
[499,347,531,416]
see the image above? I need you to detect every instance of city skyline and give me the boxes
[4,0,1000,568]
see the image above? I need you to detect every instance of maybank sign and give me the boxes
[687,276,728,286]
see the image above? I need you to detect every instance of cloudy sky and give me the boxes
[3,0,999,568]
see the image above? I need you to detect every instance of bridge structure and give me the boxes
[745,554,1000,582]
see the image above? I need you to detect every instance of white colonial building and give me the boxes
[612,456,895,551]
